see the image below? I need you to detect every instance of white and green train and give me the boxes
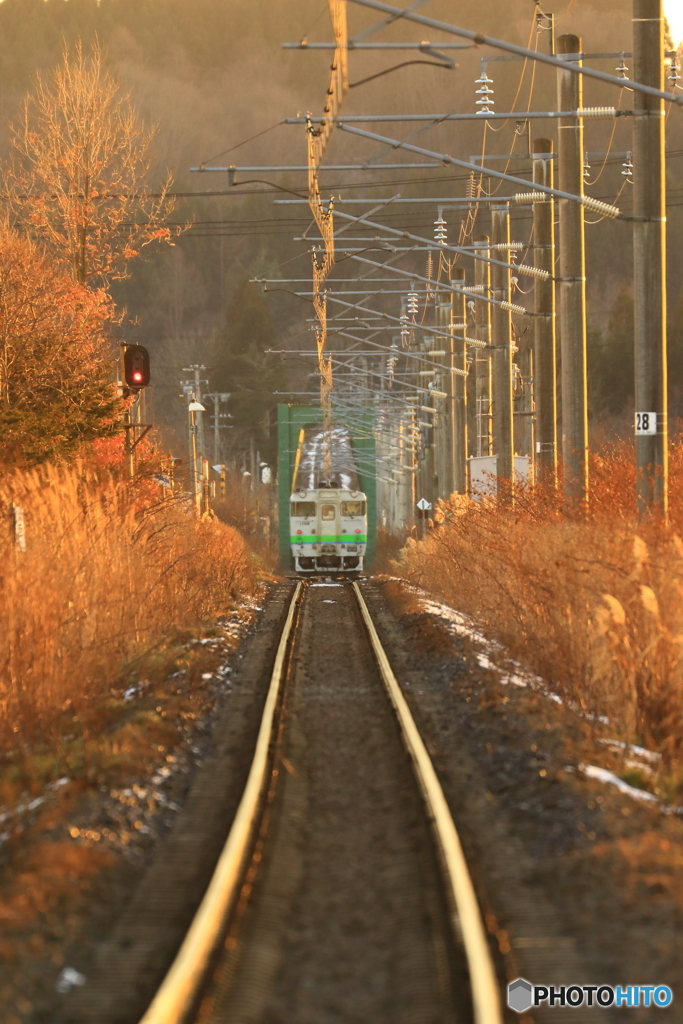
[290,487,367,574]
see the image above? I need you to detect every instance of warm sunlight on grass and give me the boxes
[0,464,256,754]
[394,438,683,773]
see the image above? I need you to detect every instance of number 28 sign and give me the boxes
[635,412,657,435]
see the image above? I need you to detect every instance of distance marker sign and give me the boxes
[635,412,657,435]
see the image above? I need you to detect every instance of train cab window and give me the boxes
[320,504,336,521]
[341,501,366,517]
[291,502,316,517]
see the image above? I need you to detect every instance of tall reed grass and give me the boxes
[395,439,683,765]
[0,464,256,753]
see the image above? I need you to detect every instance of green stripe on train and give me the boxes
[290,536,367,543]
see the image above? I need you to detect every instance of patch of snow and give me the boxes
[598,738,661,764]
[570,763,659,804]
[56,966,86,993]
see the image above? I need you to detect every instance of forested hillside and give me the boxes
[0,0,680,449]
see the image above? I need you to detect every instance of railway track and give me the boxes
[137,579,502,1024]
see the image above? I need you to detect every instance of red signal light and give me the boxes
[123,344,151,390]
[355,528,361,533]
[296,529,302,535]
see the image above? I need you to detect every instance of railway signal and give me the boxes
[123,344,151,391]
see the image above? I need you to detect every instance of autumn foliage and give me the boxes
[6,41,175,286]
[0,227,121,467]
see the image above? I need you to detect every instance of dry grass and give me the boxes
[394,438,683,767]
[0,463,256,761]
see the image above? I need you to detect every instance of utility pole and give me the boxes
[532,138,558,485]
[436,300,453,497]
[451,269,468,493]
[183,365,208,460]
[491,205,514,488]
[633,0,667,515]
[557,34,589,504]
[474,236,492,457]
[188,399,204,510]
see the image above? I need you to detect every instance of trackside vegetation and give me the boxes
[395,438,683,788]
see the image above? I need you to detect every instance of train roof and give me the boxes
[293,426,361,491]
[290,487,366,499]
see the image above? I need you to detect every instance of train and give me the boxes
[290,484,368,574]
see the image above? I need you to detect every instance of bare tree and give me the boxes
[6,41,177,286]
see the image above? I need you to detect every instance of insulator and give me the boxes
[500,301,527,314]
[516,264,551,281]
[434,215,447,245]
[418,370,435,376]
[576,106,617,118]
[462,284,485,293]
[581,195,621,219]
[491,241,524,251]
[466,172,477,199]
[426,252,433,280]
[407,291,419,314]
[514,192,545,204]
[583,155,591,183]
[464,337,488,350]
[622,151,633,178]
[669,59,680,87]
[616,54,629,79]
[429,390,449,399]
[475,60,494,115]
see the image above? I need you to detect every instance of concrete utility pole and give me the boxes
[557,34,589,504]
[474,237,492,457]
[451,269,468,493]
[532,138,558,485]
[436,300,453,496]
[633,0,667,515]
[491,205,514,487]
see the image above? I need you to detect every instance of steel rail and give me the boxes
[137,583,303,1024]
[352,583,503,1024]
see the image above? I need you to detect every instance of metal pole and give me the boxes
[451,269,468,493]
[491,205,514,488]
[532,138,558,486]
[557,34,589,504]
[633,0,667,515]
[474,237,492,457]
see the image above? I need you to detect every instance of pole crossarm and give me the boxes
[346,0,683,106]
[329,206,551,277]
[347,254,547,315]
[335,124,622,218]
[286,109,632,123]
[326,294,489,354]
